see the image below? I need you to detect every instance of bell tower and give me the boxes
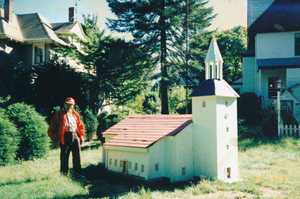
[192,38,239,181]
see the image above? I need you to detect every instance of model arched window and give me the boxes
[202,100,206,108]
[225,100,229,107]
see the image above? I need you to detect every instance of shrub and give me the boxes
[0,108,20,165]
[238,92,263,125]
[97,110,128,142]
[6,103,50,160]
[83,107,99,142]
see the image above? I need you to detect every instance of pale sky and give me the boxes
[13,0,247,36]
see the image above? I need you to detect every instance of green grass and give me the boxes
[1,137,300,198]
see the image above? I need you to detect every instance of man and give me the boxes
[48,97,85,178]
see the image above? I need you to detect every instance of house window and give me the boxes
[227,145,229,150]
[182,167,186,175]
[295,33,300,56]
[226,127,229,132]
[225,100,228,107]
[141,164,145,173]
[120,160,123,167]
[135,163,138,171]
[268,77,279,99]
[155,163,159,172]
[202,100,206,108]
[114,159,117,166]
[33,44,44,65]
[109,158,112,165]
[128,161,132,169]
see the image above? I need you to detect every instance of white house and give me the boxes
[240,0,300,122]
[102,38,239,183]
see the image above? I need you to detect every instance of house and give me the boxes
[102,38,239,183]
[0,0,85,68]
[240,0,300,122]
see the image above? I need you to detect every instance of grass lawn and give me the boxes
[1,137,300,198]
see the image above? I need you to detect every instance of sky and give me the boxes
[13,0,247,37]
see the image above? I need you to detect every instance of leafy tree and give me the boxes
[107,0,216,114]
[55,14,153,114]
[83,107,99,142]
[214,26,247,83]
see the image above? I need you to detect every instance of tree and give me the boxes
[55,14,154,114]
[107,0,216,114]
[214,26,247,83]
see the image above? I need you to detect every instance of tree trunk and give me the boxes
[160,0,169,114]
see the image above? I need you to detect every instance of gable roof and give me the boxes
[0,8,69,45]
[248,0,300,48]
[250,0,300,33]
[103,115,193,148]
[191,79,240,98]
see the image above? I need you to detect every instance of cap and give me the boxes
[64,97,76,105]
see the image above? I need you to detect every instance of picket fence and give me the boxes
[279,124,300,137]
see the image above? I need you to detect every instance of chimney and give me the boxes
[69,7,76,23]
[4,0,13,23]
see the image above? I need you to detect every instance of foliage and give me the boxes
[97,110,128,142]
[107,0,216,114]
[168,86,190,114]
[214,26,247,83]
[83,107,99,142]
[6,103,50,160]
[238,92,263,126]
[55,14,153,114]
[0,108,20,165]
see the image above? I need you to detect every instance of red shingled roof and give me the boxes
[103,115,193,148]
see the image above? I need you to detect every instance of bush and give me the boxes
[0,108,20,165]
[6,103,50,160]
[97,110,128,142]
[83,107,99,142]
[238,92,262,125]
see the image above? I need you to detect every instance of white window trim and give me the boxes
[32,43,45,65]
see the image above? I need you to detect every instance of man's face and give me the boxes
[64,103,74,111]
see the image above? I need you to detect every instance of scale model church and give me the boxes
[101,38,239,183]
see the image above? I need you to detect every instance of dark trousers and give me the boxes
[60,132,82,175]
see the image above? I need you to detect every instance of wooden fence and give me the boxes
[280,124,300,137]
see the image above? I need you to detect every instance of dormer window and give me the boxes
[295,33,300,56]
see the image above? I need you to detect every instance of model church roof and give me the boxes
[103,115,192,148]
[191,79,239,98]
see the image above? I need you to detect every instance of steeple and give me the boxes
[205,38,223,80]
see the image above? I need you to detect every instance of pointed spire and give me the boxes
[205,38,223,63]
[205,38,223,80]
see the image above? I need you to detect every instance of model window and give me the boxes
[295,33,300,56]
[120,160,122,167]
[155,163,159,171]
[141,164,145,173]
[114,159,117,166]
[268,77,279,99]
[33,45,44,64]
[109,158,112,165]
[202,100,206,108]
[226,127,229,132]
[227,145,229,150]
[182,167,186,175]
[225,100,228,107]
[135,163,138,171]
[128,161,132,169]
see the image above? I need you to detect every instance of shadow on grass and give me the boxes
[70,164,201,198]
